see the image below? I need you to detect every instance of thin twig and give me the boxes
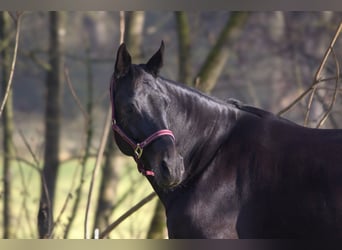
[11,144,36,238]
[64,67,89,121]
[316,47,340,128]
[21,49,51,71]
[99,192,157,239]
[277,22,342,116]
[0,12,22,118]
[110,174,144,214]
[84,108,112,239]
[50,157,82,238]
[303,86,318,126]
[18,128,52,238]
[17,129,41,168]
[303,22,342,125]
[314,23,342,82]
[277,87,313,116]
[10,155,41,172]
[50,192,74,238]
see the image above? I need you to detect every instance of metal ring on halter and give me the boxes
[134,144,143,159]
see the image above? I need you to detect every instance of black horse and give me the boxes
[110,41,342,239]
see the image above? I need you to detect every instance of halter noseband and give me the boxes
[110,74,175,176]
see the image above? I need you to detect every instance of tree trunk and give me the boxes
[195,12,249,94]
[0,11,14,239]
[175,11,192,85]
[38,11,65,239]
[124,11,145,62]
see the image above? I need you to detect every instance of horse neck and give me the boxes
[163,78,239,176]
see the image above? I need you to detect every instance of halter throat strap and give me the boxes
[110,74,175,176]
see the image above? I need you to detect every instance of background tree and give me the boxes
[38,11,66,238]
[0,11,13,239]
[124,11,145,62]
[195,12,249,93]
[175,11,191,85]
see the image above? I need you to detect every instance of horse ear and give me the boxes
[114,43,132,78]
[146,41,164,76]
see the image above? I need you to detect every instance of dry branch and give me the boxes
[83,108,112,239]
[277,22,342,117]
[64,67,89,120]
[316,47,340,128]
[0,12,22,118]
[99,192,157,239]
[18,128,52,238]
[11,145,36,237]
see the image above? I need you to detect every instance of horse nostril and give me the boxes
[161,159,171,178]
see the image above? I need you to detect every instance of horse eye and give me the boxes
[125,103,136,114]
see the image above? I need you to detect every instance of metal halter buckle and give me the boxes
[134,144,143,159]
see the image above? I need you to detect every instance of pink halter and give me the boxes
[109,74,175,176]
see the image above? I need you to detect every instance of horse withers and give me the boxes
[110,41,342,238]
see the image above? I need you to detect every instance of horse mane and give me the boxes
[158,75,237,110]
[225,98,273,117]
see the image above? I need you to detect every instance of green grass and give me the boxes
[0,156,157,239]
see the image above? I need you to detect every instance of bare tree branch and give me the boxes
[303,84,318,126]
[18,128,53,238]
[99,192,156,239]
[64,67,89,121]
[0,12,22,118]
[11,145,36,238]
[50,192,73,238]
[17,129,41,168]
[83,107,112,239]
[50,156,82,238]
[316,47,340,128]
[277,21,342,117]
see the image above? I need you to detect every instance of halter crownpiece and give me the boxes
[109,74,175,176]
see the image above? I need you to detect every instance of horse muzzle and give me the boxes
[156,153,184,189]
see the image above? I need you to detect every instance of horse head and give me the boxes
[111,41,185,189]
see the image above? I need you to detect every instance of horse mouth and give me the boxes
[158,179,183,191]
[157,170,184,190]
[167,179,183,189]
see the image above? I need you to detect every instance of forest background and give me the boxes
[0,11,341,239]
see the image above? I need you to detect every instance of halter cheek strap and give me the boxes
[110,74,175,176]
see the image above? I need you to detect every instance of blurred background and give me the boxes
[0,11,341,239]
